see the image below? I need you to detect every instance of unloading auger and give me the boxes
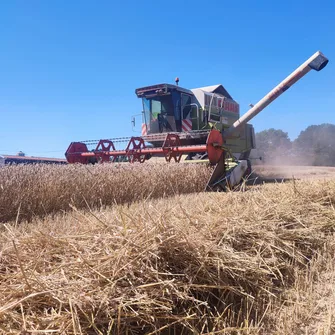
[65,51,328,191]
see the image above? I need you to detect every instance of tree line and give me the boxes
[254,123,335,166]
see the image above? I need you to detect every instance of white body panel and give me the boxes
[191,86,240,127]
[190,88,240,114]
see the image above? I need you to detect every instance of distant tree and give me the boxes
[293,123,335,166]
[255,128,292,164]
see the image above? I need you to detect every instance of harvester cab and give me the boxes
[135,83,194,134]
[135,81,255,159]
[65,51,329,191]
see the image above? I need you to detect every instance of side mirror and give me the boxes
[131,112,144,132]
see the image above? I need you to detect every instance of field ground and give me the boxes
[0,164,334,334]
[254,165,335,180]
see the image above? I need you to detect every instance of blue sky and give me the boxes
[0,0,334,158]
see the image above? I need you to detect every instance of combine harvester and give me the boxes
[65,51,328,191]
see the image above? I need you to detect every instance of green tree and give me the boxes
[255,128,292,163]
[293,123,335,166]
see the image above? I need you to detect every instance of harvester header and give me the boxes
[65,51,329,190]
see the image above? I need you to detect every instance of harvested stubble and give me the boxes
[0,178,334,334]
[0,163,210,223]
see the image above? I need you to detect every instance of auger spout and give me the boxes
[225,51,328,137]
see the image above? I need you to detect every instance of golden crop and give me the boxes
[0,163,334,334]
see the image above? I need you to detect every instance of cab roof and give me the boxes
[191,84,233,100]
[135,83,193,97]
[135,83,234,100]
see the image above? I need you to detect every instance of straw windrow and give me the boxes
[0,170,334,334]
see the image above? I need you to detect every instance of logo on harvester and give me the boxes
[204,93,239,114]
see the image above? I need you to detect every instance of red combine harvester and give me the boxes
[65,51,328,191]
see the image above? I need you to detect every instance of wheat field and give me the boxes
[0,164,210,223]
[0,163,334,334]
